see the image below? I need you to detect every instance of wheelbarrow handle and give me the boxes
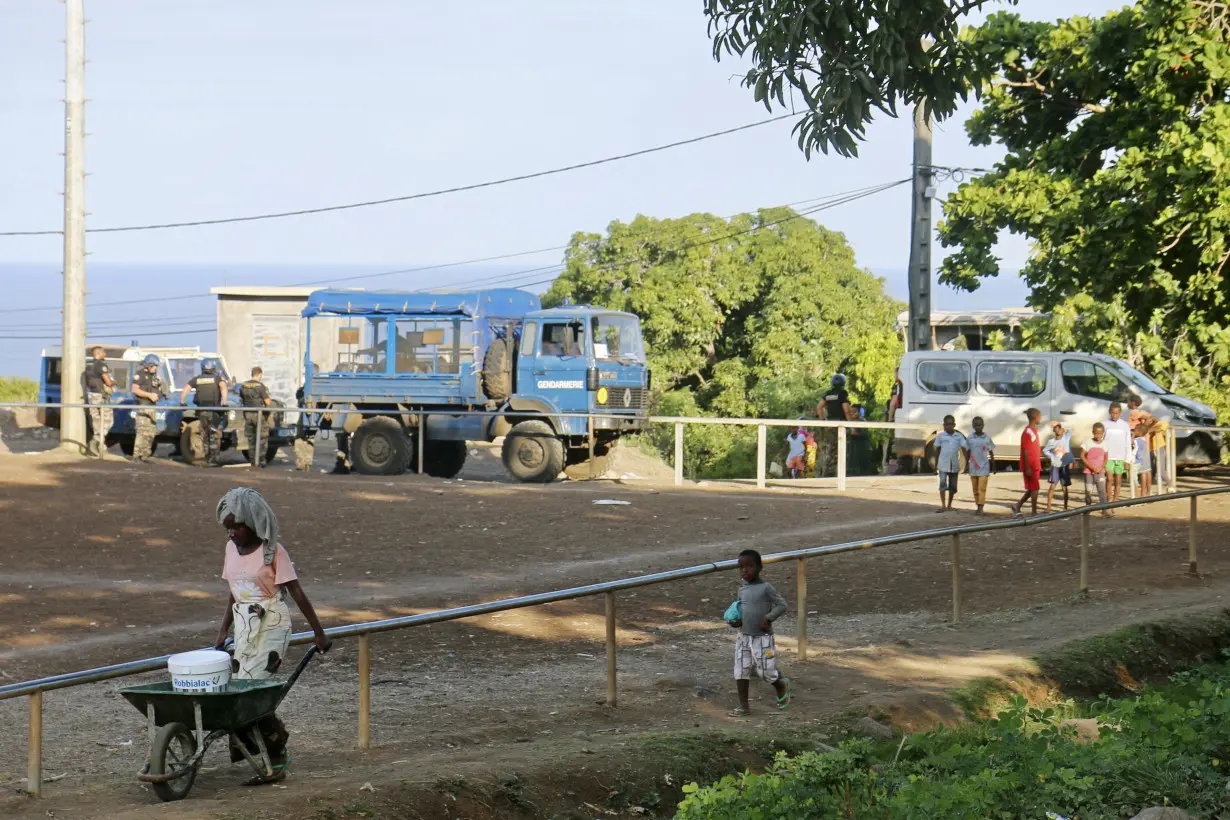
[277,644,318,705]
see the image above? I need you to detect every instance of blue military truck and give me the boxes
[299,288,650,481]
[38,345,294,462]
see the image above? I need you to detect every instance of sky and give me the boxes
[0,0,1123,378]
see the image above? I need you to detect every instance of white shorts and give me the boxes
[734,633,780,683]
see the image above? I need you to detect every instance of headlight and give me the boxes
[228,409,240,426]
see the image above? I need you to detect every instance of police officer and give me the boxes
[239,367,273,467]
[130,354,166,462]
[180,358,228,467]
[815,373,852,478]
[82,346,116,457]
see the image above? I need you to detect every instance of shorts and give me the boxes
[787,455,805,473]
[734,633,780,683]
[1106,460,1126,476]
[1023,470,1041,492]
[1049,464,1071,487]
[939,472,958,493]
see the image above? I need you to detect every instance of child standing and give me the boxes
[1102,401,1133,503]
[1080,423,1110,515]
[726,549,791,718]
[965,417,995,515]
[214,488,332,781]
[1011,408,1043,518]
[934,415,966,512]
[1043,422,1073,512]
[778,426,808,479]
[1134,422,1152,497]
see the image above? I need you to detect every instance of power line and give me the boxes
[0,114,796,237]
[0,327,215,341]
[4,315,216,333]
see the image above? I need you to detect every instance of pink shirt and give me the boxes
[222,542,297,603]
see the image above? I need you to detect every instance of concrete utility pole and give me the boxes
[60,0,87,452]
[906,98,934,353]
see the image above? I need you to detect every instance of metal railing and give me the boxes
[3,479,1227,798]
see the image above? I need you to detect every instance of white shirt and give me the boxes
[786,431,806,460]
[935,430,967,474]
[1102,418,1132,461]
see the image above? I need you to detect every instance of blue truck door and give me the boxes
[524,319,590,422]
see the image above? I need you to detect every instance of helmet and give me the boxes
[831,373,847,388]
[142,354,159,367]
[201,358,220,373]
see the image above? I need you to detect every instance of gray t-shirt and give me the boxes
[737,578,788,636]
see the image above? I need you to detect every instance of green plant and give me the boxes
[0,376,37,403]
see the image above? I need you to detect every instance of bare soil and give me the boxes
[1,449,1229,819]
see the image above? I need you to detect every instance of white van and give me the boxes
[895,350,1221,468]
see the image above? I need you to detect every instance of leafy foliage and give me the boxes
[678,670,1230,819]
[703,0,1017,157]
[940,0,1230,422]
[545,209,903,477]
[0,377,37,403]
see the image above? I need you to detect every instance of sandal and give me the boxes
[776,677,793,711]
[727,707,749,718]
[243,756,291,786]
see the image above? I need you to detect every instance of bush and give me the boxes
[677,671,1230,819]
[0,377,37,403]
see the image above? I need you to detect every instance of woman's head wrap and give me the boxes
[216,487,280,565]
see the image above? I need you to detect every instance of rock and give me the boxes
[1059,718,1110,744]
[854,716,893,740]
[694,686,718,699]
[1130,809,1191,820]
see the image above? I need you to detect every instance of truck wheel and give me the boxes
[482,338,512,402]
[502,420,564,483]
[422,440,467,478]
[179,422,203,465]
[351,416,410,475]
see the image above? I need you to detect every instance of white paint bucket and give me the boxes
[168,650,232,693]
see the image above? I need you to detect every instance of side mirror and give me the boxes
[646,369,652,390]
[586,366,600,391]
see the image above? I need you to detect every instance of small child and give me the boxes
[1134,422,1152,497]
[934,415,967,512]
[1102,401,1133,503]
[1043,422,1073,512]
[1080,423,1110,516]
[778,426,808,479]
[726,549,791,718]
[803,428,818,479]
[965,416,995,515]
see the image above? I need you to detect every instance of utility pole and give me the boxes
[907,47,935,352]
[60,0,87,452]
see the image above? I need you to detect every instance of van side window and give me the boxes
[917,361,971,394]
[976,361,1046,397]
[1061,360,1129,401]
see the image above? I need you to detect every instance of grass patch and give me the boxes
[0,376,37,403]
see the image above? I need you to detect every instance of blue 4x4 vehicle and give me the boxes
[299,288,650,482]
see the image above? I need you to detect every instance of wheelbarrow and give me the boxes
[118,645,317,802]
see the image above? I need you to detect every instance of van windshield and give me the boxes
[1096,355,1171,395]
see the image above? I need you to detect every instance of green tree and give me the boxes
[545,209,903,476]
[704,0,1016,156]
[0,377,37,403]
[939,0,1230,422]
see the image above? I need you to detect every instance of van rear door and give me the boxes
[970,357,1052,460]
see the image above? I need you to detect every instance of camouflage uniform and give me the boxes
[239,377,272,467]
[132,364,165,461]
[82,357,114,456]
[185,370,226,467]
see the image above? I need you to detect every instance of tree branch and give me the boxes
[1160,222,1192,254]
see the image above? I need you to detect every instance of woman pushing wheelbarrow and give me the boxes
[213,487,332,782]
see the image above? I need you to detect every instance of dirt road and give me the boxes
[1,450,1227,818]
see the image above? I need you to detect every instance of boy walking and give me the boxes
[965,416,995,515]
[726,549,791,717]
[934,415,966,511]
[1102,401,1133,503]
[1043,422,1073,512]
[1011,408,1043,517]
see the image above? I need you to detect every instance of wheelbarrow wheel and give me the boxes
[150,722,199,802]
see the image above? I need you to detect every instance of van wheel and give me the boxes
[502,420,564,483]
[351,416,410,475]
[179,422,204,465]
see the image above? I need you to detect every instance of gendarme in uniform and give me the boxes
[185,363,226,467]
[239,374,272,467]
[82,350,114,457]
[132,355,166,461]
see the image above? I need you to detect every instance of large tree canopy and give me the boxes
[544,209,902,475]
[942,0,1230,420]
[704,0,1015,156]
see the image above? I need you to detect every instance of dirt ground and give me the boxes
[1,447,1229,819]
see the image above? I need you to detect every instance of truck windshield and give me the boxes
[167,358,200,390]
[593,315,645,363]
[1097,355,1171,395]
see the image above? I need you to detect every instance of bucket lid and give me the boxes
[168,649,231,673]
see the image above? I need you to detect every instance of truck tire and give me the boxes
[482,338,512,402]
[502,420,564,483]
[351,416,410,475]
[179,421,204,465]
[422,440,467,479]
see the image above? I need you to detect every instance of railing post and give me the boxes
[588,415,596,480]
[605,591,617,707]
[837,425,847,491]
[756,423,766,489]
[1079,511,1090,593]
[1168,426,1177,491]
[950,534,962,623]
[357,634,371,749]
[27,691,42,797]
[250,408,262,472]
[1189,495,1199,575]
[674,422,684,486]
[417,413,425,475]
[796,558,808,661]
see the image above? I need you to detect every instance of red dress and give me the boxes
[1020,426,1042,491]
